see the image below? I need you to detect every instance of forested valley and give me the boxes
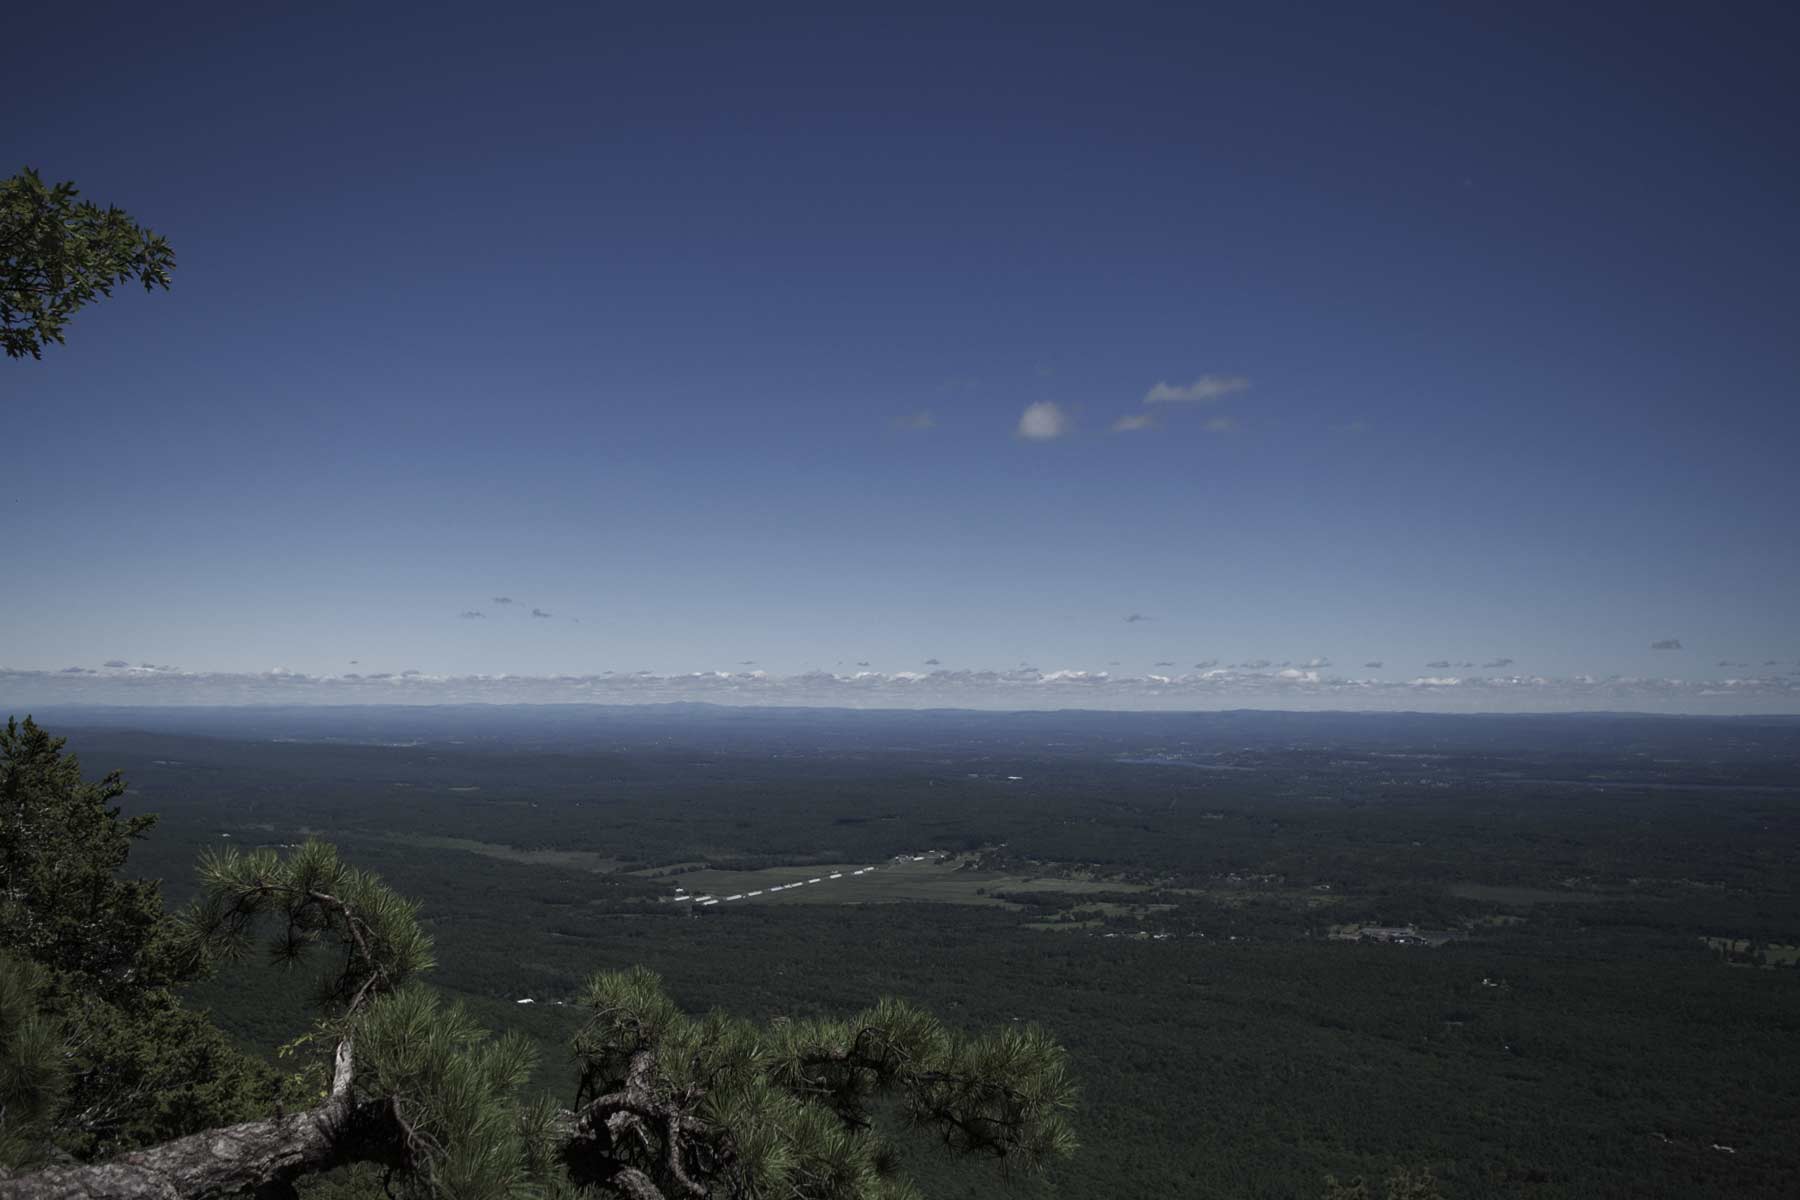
[4,704,1798,1198]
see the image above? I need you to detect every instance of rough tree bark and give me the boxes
[0,1044,694,1200]
[0,1043,398,1200]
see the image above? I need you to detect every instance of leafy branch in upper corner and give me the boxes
[1,168,174,359]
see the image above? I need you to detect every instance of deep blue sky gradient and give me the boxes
[6,1,1798,709]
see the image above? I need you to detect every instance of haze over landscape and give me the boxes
[8,3,1798,713]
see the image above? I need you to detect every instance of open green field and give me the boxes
[377,833,630,873]
[650,856,1156,908]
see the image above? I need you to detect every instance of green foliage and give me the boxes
[0,717,291,1159]
[0,716,180,995]
[0,954,63,1167]
[1,168,174,358]
[567,968,1075,1199]
[185,839,436,1014]
[352,986,541,1200]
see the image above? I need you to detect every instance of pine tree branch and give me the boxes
[0,1043,401,1200]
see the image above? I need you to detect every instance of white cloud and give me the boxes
[1143,376,1249,405]
[3,664,1794,714]
[1111,413,1156,433]
[1016,402,1069,440]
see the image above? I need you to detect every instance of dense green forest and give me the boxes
[11,705,1800,1196]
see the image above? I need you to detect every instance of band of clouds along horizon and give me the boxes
[15,644,1799,715]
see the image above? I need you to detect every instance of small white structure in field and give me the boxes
[829,873,843,879]
[516,998,534,1005]
[808,877,822,884]
[673,895,692,902]
[701,899,719,906]
[748,890,763,897]
[726,894,743,901]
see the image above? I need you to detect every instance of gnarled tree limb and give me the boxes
[0,1042,399,1200]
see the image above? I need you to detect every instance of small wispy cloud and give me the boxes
[1111,413,1156,433]
[61,666,95,675]
[924,658,941,666]
[492,596,515,606]
[1016,401,1069,440]
[1482,658,1514,670]
[1425,660,1451,669]
[531,608,552,619]
[1124,613,1152,624]
[1193,659,1219,670]
[855,661,871,667]
[1154,660,1176,667]
[1364,661,1384,669]
[1238,659,1271,670]
[894,410,936,432]
[1143,376,1249,405]
[1302,657,1331,669]
[1651,639,1682,651]
[459,610,485,619]
[103,659,129,669]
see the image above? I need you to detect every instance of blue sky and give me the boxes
[6,1,1798,712]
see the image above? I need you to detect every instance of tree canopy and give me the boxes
[0,717,292,1165]
[1,169,174,359]
[0,720,1077,1200]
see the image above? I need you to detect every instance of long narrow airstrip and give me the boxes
[671,860,907,906]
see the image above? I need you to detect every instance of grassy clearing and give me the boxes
[382,833,629,873]
[659,858,1157,909]
[1448,882,1616,905]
